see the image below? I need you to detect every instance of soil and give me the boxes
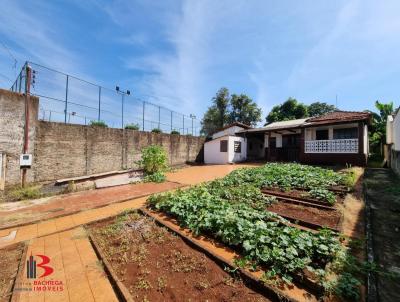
[0,243,24,301]
[88,212,271,302]
[267,202,342,230]
[262,188,343,206]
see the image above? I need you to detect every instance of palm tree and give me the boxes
[368,101,394,156]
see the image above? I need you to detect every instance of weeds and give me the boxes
[8,185,41,201]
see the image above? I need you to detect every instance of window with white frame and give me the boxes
[333,128,358,139]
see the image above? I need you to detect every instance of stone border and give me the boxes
[88,233,133,302]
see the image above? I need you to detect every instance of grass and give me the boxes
[8,185,41,201]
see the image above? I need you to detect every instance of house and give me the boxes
[386,108,400,175]
[204,122,251,164]
[204,111,372,166]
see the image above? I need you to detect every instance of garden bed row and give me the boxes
[86,211,289,302]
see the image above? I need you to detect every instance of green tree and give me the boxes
[228,94,262,126]
[265,98,308,124]
[308,102,337,117]
[368,100,394,156]
[201,88,230,135]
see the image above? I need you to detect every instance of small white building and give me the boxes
[204,122,250,164]
[386,108,400,175]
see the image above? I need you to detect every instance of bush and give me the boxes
[170,130,180,135]
[144,171,166,183]
[151,128,162,133]
[89,120,108,127]
[125,123,140,130]
[138,145,168,175]
[9,186,41,201]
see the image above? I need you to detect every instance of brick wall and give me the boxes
[0,89,39,186]
[0,89,205,186]
[33,122,205,182]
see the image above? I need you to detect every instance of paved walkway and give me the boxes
[0,181,182,229]
[12,227,118,302]
[364,168,400,302]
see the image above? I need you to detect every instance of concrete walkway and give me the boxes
[12,227,118,302]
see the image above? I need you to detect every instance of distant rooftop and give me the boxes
[237,111,371,134]
[238,118,307,133]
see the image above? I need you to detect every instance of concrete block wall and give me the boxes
[0,89,205,186]
[33,122,205,182]
[0,89,39,186]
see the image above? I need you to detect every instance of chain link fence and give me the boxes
[10,62,201,135]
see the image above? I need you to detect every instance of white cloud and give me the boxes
[287,0,400,105]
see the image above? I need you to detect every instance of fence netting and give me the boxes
[10,62,201,135]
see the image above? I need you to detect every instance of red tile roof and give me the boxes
[306,111,371,125]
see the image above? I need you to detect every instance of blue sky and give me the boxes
[0,0,399,127]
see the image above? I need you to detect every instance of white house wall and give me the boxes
[364,124,369,154]
[204,137,229,164]
[228,136,247,162]
[394,113,400,151]
[204,135,246,164]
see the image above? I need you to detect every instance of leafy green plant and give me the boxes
[89,120,108,127]
[170,130,180,135]
[144,171,166,183]
[138,145,168,183]
[211,163,344,205]
[125,123,140,130]
[308,188,336,204]
[148,184,341,285]
[151,128,162,133]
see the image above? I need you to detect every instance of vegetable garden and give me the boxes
[148,163,365,301]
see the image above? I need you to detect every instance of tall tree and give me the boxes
[228,94,262,126]
[201,88,262,136]
[308,102,337,117]
[265,98,308,124]
[200,87,230,135]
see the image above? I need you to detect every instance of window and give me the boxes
[249,142,253,150]
[316,129,329,140]
[220,140,228,152]
[333,128,358,139]
[234,141,241,153]
[282,134,299,147]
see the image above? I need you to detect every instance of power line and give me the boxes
[0,72,13,83]
[0,41,18,76]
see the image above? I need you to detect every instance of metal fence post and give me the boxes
[121,94,124,129]
[64,75,69,123]
[142,101,145,131]
[170,111,173,132]
[98,86,101,121]
[158,106,161,129]
[182,115,185,135]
